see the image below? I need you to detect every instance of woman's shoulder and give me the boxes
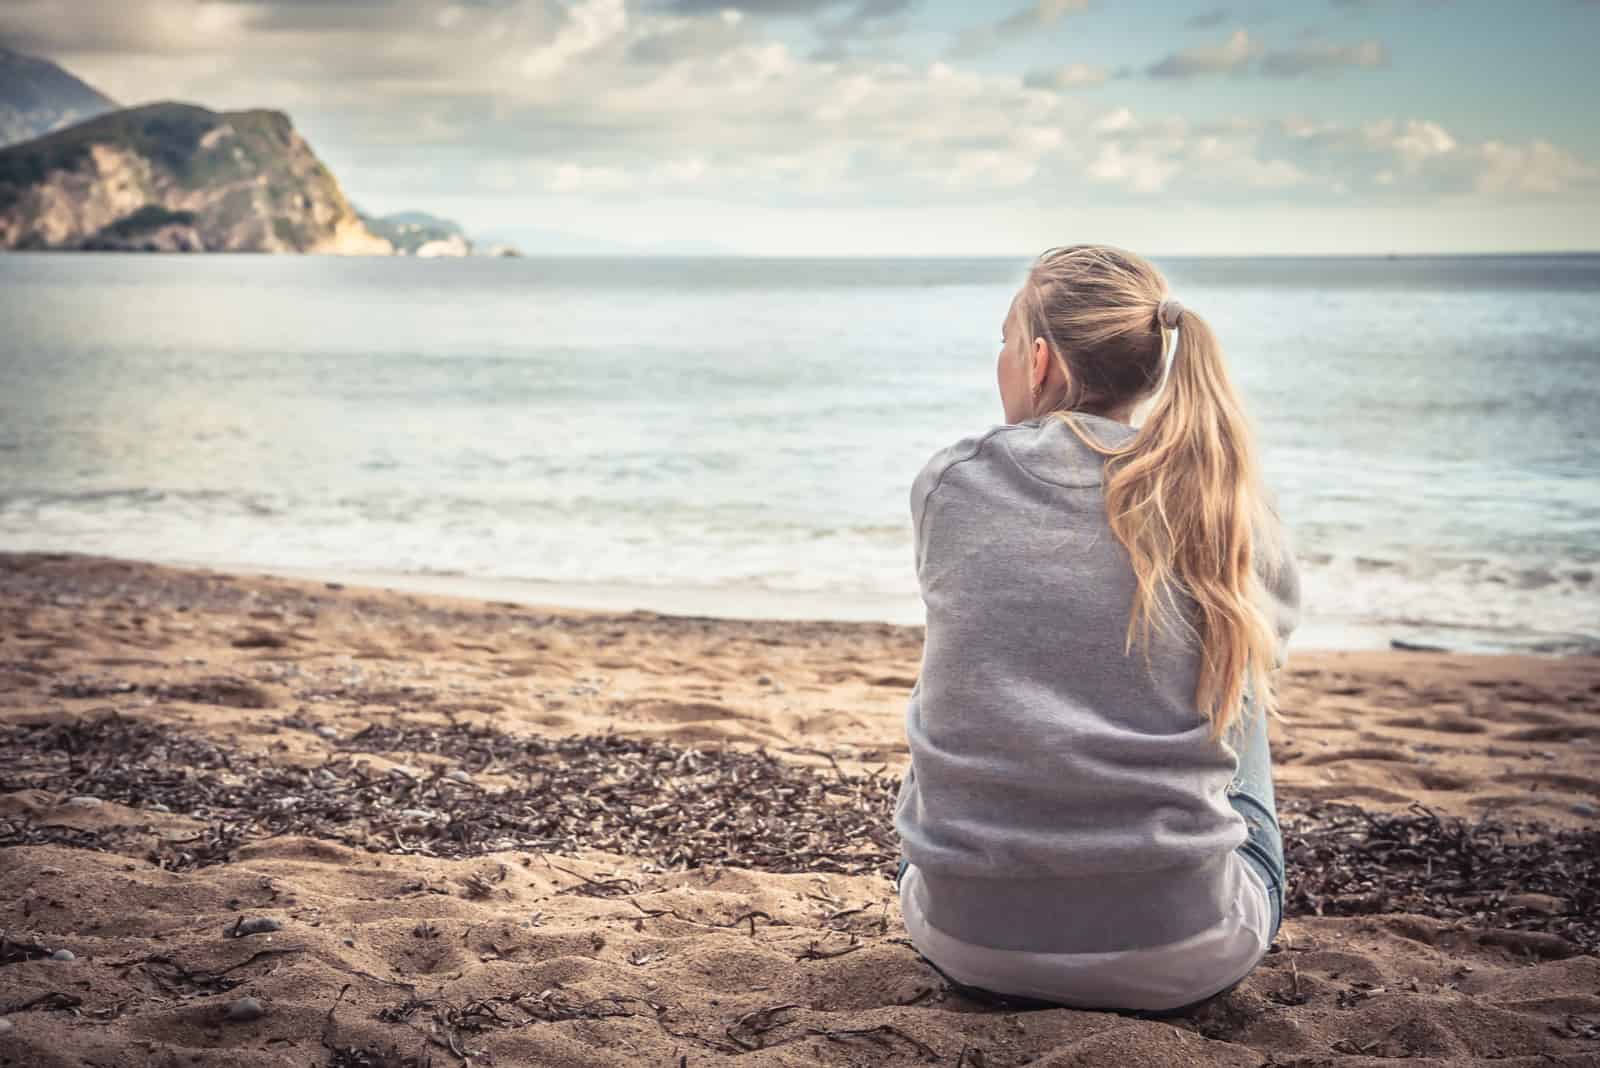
[914,415,1132,503]
[913,425,1015,497]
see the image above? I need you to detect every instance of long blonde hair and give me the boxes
[1012,244,1284,737]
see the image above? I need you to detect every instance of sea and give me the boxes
[1,253,1596,654]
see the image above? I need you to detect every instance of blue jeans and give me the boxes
[894,699,1285,1016]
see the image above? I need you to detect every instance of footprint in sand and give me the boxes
[1502,723,1600,743]
[1297,746,1417,767]
[1388,714,1487,735]
[1493,771,1600,798]
[627,700,759,725]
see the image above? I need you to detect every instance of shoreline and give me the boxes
[133,553,1599,657]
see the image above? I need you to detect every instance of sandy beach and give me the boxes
[1,551,1597,1067]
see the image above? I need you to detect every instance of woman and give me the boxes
[893,244,1300,1015]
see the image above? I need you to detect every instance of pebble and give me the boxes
[231,917,283,937]
[1573,802,1597,818]
[63,796,103,808]
[225,997,266,1022]
[50,949,75,962]
[0,1018,12,1035]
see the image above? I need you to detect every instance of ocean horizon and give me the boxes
[2,251,1596,655]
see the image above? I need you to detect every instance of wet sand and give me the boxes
[1,552,1597,1067]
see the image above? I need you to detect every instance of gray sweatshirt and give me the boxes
[893,413,1300,954]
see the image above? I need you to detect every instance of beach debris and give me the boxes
[225,996,266,1022]
[0,935,54,965]
[460,866,509,900]
[157,677,274,709]
[4,715,1599,954]
[232,628,288,649]
[49,949,75,962]
[229,917,283,938]
[726,1003,800,1050]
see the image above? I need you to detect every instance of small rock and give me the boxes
[1573,802,1597,818]
[50,949,75,962]
[0,1017,12,1035]
[230,917,283,937]
[63,796,103,808]
[1505,893,1567,916]
[225,996,266,1022]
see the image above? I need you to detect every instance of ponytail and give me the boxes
[1105,308,1281,737]
[1026,246,1283,739]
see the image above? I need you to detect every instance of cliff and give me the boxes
[0,47,116,148]
[0,102,392,254]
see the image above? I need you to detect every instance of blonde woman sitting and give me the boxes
[894,244,1300,1015]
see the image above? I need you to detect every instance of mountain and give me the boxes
[0,102,391,253]
[0,47,117,148]
[360,209,471,256]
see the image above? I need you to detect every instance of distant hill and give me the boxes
[0,47,116,148]
[0,102,391,253]
[360,209,471,256]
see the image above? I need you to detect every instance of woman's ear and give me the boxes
[1032,337,1051,392]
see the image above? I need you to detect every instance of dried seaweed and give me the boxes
[1283,800,1600,953]
[3,716,1596,957]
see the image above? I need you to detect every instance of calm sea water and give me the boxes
[1,253,1596,653]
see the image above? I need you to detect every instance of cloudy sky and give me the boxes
[3,0,1597,254]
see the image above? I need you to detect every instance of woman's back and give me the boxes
[895,412,1298,958]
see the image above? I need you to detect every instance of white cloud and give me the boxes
[949,0,1090,58]
[520,0,627,78]
[1146,29,1260,79]
[1023,63,1110,91]
[1261,38,1388,77]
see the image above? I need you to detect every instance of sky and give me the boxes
[2,0,1597,255]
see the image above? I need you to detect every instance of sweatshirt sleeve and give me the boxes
[909,432,993,577]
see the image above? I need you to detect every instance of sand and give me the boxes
[1,551,1597,1067]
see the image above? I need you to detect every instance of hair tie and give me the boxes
[1157,296,1184,331]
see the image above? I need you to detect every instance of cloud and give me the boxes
[1260,38,1387,77]
[1146,29,1260,78]
[661,0,845,13]
[1146,29,1389,80]
[949,0,1090,58]
[1022,63,1109,90]
[809,0,913,62]
[1185,8,1230,28]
